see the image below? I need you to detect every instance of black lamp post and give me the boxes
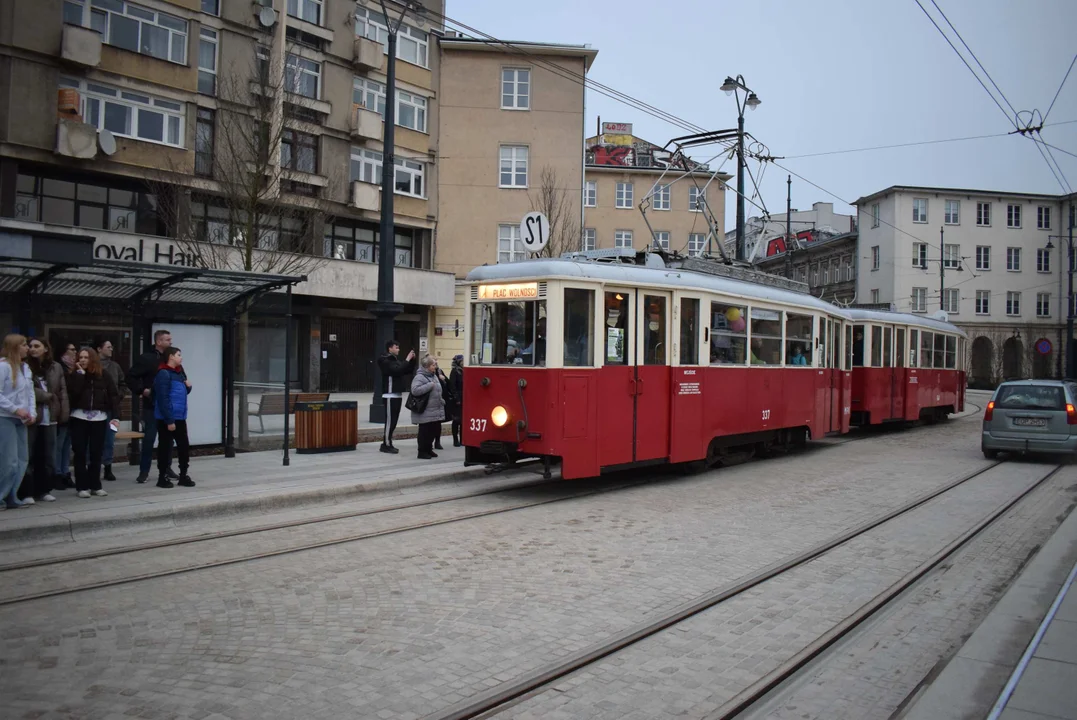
[720,75,761,263]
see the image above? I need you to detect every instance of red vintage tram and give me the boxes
[460,252,966,480]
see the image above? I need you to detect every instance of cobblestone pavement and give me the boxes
[0,415,1044,720]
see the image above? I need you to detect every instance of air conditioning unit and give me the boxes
[55,117,97,159]
[353,36,384,71]
[61,23,101,67]
[350,104,381,140]
[352,181,379,211]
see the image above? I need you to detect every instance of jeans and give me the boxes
[157,420,190,479]
[0,417,29,504]
[20,423,55,500]
[102,412,116,465]
[55,423,71,476]
[70,418,106,493]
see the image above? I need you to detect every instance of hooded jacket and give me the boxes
[377,352,416,398]
[153,363,191,423]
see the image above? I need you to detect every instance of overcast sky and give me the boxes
[446,0,1077,229]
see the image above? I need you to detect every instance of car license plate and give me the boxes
[1014,417,1047,427]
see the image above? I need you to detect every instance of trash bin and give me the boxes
[295,400,358,454]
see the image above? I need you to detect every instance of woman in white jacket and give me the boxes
[0,334,36,509]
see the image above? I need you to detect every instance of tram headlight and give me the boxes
[491,405,509,427]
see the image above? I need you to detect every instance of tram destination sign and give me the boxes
[478,282,539,300]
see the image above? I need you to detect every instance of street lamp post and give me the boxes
[720,75,761,264]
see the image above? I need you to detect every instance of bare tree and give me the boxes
[528,165,582,257]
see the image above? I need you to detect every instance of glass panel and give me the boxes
[42,197,75,225]
[141,23,169,60]
[883,326,893,368]
[710,301,747,365]
[77,204,105,229]
[845,324,853,370]
[934,333,946,368]
[63,1,83,25]
[750,308,782,365]
[641,295,667,365]
[42,179,76,198]
[137,108,164,141]
[109,207,136,232]
[470,300,544,366]
[603,292,630,365]
[103,101,131,135]
[896,329,906,367]
[77,184,108,202]
[564,289,594,367]
[945,335,957,369]
[871,326,882,367]
[785,313,812,366]
[852,325,865,367]
[109,14,139,53]
[679,298,699,365]
[921,331,933,368]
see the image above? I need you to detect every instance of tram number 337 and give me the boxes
[761,409,771,420]
[470,418,488,432]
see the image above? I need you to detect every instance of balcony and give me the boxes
[55,118,98,159]
[352,181,379,211]
[350,105,382,140]
[61,24,102,67]
[353,36,384,71]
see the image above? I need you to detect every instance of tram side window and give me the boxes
[896,328,907,368]
[642,295,667,365]
[909,329,919,367]
[710,301,747,365]
[944,335,957,369]
[920,330,933,368]
[852,325,865,367]
[563,288,595,367]
[870,326,882,367]
[604,291,630,365]
[883,327,893,368]
[471,300,546,366]
[785,313,812,366]
[680,298,699,365]
[846,324,854,369]
[750,308,783,365]
[933,332,946,368]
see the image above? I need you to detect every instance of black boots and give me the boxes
[103,465,116,482]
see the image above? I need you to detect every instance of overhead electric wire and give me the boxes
[1044,53,1077,123]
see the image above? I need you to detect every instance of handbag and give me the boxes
[405,391,429,414]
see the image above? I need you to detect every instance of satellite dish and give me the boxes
[257,5,277,27]
[98,128,116,156]
[931,310,949,322]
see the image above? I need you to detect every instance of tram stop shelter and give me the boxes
[1,227,306,466]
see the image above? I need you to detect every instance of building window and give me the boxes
[652,184,670,210]
[324,220,376,263]
[1038,206,1052,230]
[355,7,428,68]
[975,245,991,270]
[871,289,880,304]
[582,228,596,251]
[501,68,530,110]
[281,129,318,173]
[872,203,880,228]
[201,0,219,15]
[1007,247,1021,271]
[810,263,819,286]
[14,172,161,235]
[911,287,927,313]
[350,147,382,184]
[59,76,184,148]
[616,182,633,209]
[393,158,424,197]
[943,288,959,314]
[1037,292,1051,318]
[67,0,188,65]
[689,186,704,212]
[823,264,830,284]
[198,28,217,96]
[285,54,321,99]
[871,245,880,270]
[353,77,387,115]
[1038,248,1052,273]
[977,202,991,226]
[1007,204,1022,228]
[584,181,596,208]
[498,224,525,263]
[194,108,214,178]
[499,145,528,188]
[615,230,633,248]
[653,231,669,250]
[1006,291,1021,316]
[976,290,989,315]
[945,200,960,225]
[396,90,427,132]
[844,257,855,281]
[943,243,960,269]
[688,233,706,257]
[287,0,322,25]
[913,198,928,223]
[912,242,927,268]
[354,6,388,45]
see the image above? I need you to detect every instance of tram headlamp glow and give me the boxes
[491,406,509,427]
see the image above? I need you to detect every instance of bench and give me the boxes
[115,431,145,441]
[248,392,330,433]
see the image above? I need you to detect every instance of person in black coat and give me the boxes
[448,355,464,447]
[127,329,178,484]
[433,363,455,451]
[377,340,416,454]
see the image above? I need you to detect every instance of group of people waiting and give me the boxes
[377,340,464,459]
[0,328,194,509]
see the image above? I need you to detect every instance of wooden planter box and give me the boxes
[294,400,358,454]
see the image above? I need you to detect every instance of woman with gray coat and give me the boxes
[410,355,445,460]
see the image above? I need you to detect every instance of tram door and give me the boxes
[827,318,842,433]
[636,291,672,462]
[598,288,637,467]
[893,327,907,419]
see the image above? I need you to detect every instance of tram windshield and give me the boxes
[471,300,547,366]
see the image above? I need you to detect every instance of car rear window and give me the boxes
[995,385,1067,410]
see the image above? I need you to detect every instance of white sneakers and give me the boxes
[77,490,91,498]
[91,489,108,497]
[21,497,35,505]
[38,494,56,502]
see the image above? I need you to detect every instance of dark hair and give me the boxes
[154,329,171,342]
[162,347,182,362]
[27,337,54,376]
[386,340,399,352]
[95,337,112,351]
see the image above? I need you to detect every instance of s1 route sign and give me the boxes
[520,211,550,255]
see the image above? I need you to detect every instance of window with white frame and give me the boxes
[582,228,596,251]
[198,28,217,96]
[1006,291,1021,316]
[498,224,525,263]
[871,289,880,304]
[943,288,959,314]
[499,145,528,188]
[689,186,703,211]
[66,0,188,65]
[945,199,960,225]
[1037,292,1051,318]
[1007,204,1022,228]
[201,0,219,15]
[976,290,989,315]
[652,184,670,210]
[353,77,386,115]
[615,230,633,248]
[688,233,706,257]
[872,203,880,228]
[396,90,427,132]
[350,147,382,184]
[976,245,991,270]
[1038,206,1052,230]
[616,182,633,208]
[583,181,596,208]
[912,242,927,268]
[354,7,428,68]
[393,158,424,197]
[871,245,880,270]
[1037,248,1051,273]
[653,231,669,250]
[912,287,927,313]
[1007,247,1021,271]
[977,201,991,226]
[845,258,855,281]
[944,243,960,269]
[354,7,388,45]
[287,0,321,24]
[913,198,928,223]
[285,54,321,99]
[59,76,183,147]
[501,68,530,110]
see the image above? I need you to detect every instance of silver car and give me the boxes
[982,380,1077,458]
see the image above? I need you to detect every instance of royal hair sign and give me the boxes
[92,235,197,266]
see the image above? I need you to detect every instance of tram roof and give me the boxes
[467,259,967,337]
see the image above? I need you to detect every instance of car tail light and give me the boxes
[984,401,994,422]
[1067,404,1077,425]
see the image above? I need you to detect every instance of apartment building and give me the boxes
[728,201,856,262]
[0,0,455,394]
[432,36,597,361]
[755,231,858,305]
[855,185,1076,384]
[583,123,728,258]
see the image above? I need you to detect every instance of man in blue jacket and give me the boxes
[153,347,193,489]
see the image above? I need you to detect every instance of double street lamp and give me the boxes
[720,75,761,263]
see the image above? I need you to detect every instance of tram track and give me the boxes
[422,458,1058,720]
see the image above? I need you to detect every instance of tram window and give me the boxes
[933,332,946,368]
[829,320,839,368]
[563,288,595,367]
[846,325,854,370]
[471,300,546,366]
[680,298,699,365]
[896,329,906,367]
[883,327,893,368]
[750,308,782,365]
[785,313,812,366]
[909,329,919,367]
[870,326,882,367]
[604,291,630,365]
[945,335,957,369]
[642,295,667,365]
[710,301,747,365]
[920,331,933,368]
[852,325,865,367]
